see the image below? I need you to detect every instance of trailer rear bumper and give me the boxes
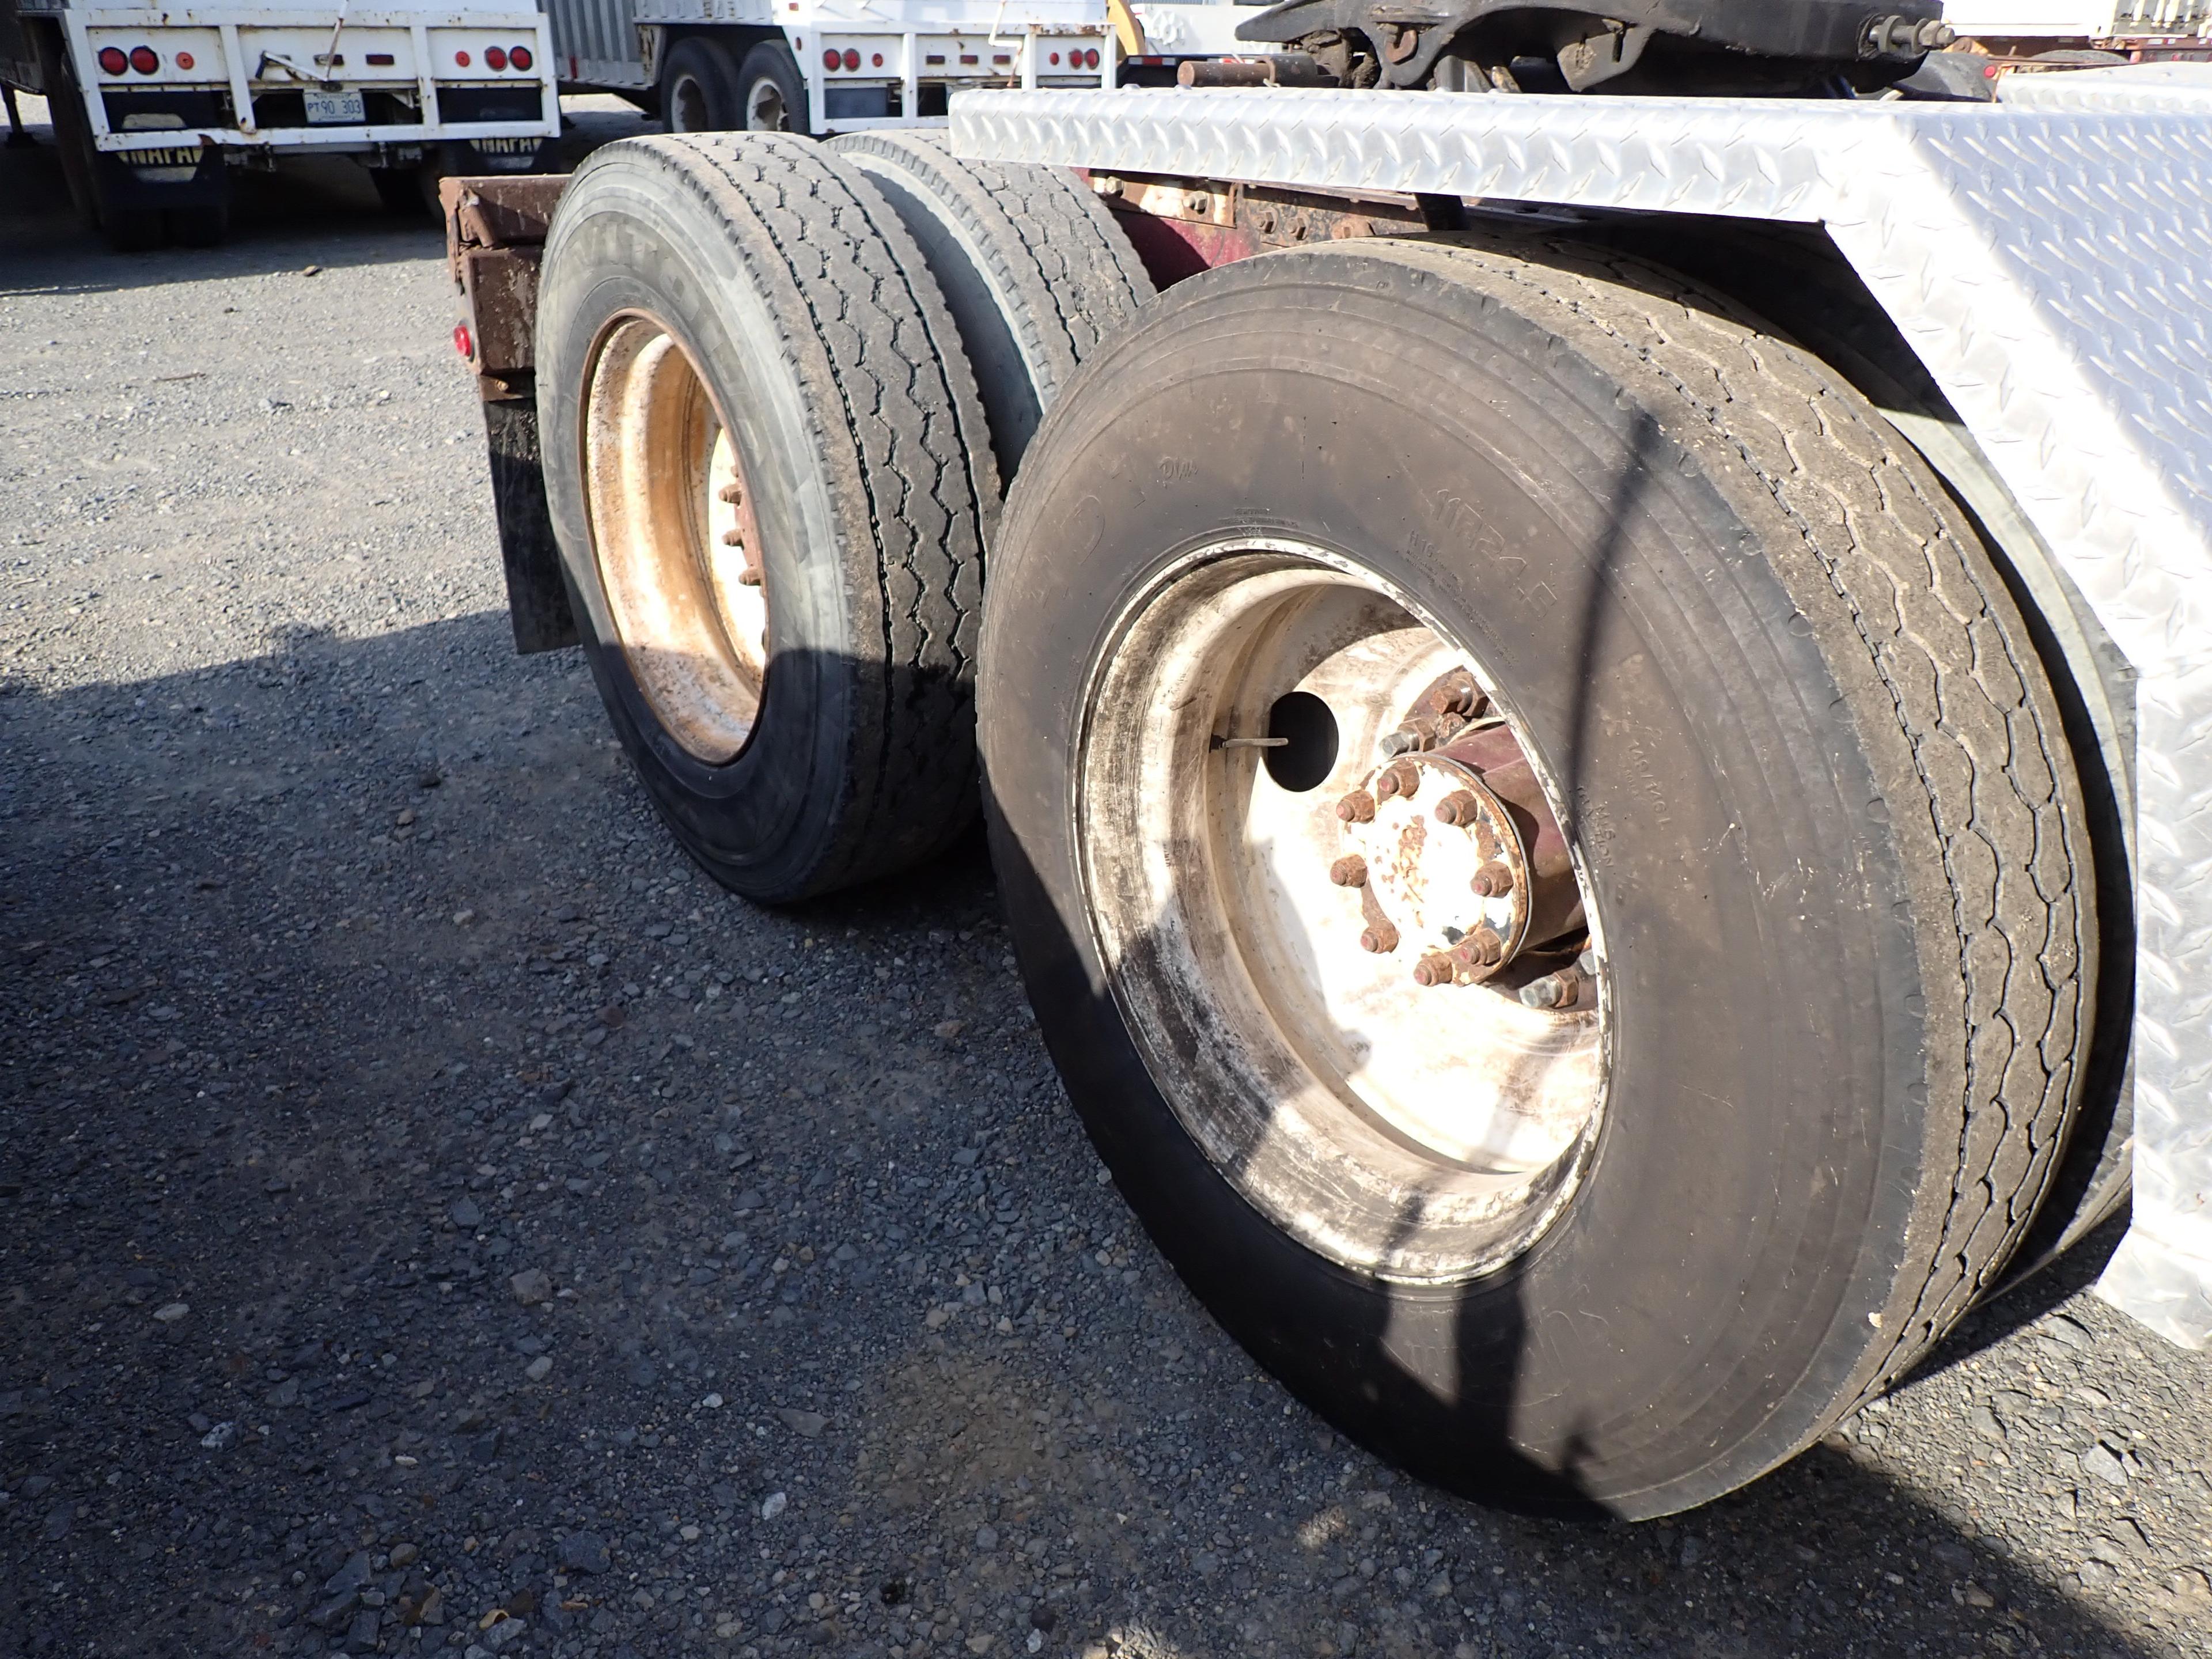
[950,65,2212,1347]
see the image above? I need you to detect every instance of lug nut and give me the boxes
[1329,855,1368,888]
[718,482,743,504]
[1359,921,1400,954]
[737,566,764,588]
[1335,790,1377,824]
[1378,726,1422,757]
[1519,972,1576,1009]
[1435,789,1481,828]
[1577,948,1597,975]
[1374,761,1421,802]
[721,528,745,546]
[1412,952,1457,987]
[1470,861,1514,898]
[1458,926,1506,968]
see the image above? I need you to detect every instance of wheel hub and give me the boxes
[1339,751,1531,983]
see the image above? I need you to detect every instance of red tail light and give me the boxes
[870,51,883,67]
[842,47,860,70]
[366,52,395,65]
[129,45,160,73]
[97,46,128,75]
[454,49,471,66]
[1082,47,1100,69]
[509,44,532,71]
[1049,51,1061,65]
[823,47,839,69]
[175,50,195,69]
[453,323,474,361]
[485,45,507,70]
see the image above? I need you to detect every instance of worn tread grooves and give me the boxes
[639,134,992,893]
[1373,237,2088,1416]
[830,130,1155,407]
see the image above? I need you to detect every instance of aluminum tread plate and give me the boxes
[950,77,2212,1346]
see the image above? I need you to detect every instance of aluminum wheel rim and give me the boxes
[1075,543,1609,1283]
[745,76,789,131]
[581,312,769,764]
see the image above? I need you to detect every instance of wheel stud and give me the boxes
[1335,790,1377,824]
[721,528,746,546]
[1470,861,1514,898]
[1330,855,1368,888]
[1412,952,1457,987]
[1435,789,1481,827]
[1374,760,1420,801]
[1379,726,1422,757]
[1359,921,1400,954]
[718,482,743,504]
[737,566,764,588]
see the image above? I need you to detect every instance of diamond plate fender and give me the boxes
[950,70,2212,1347]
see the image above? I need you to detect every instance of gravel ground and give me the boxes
[5,95,2211,1659]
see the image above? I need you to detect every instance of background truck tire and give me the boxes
[659,36,744,133]
[827,132,1155,479]
[737,41,806,134]
[979,236,2098,1517]
[536,134,997,902]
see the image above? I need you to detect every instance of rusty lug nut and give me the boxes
[1374,761,1421,802]
[1412,952,1457,987]
[1577,948,1598,975]
[718,482,743,504]
[737,566,764,588]
[1435,789,1482,827]
[1359,921,1400,955]
[721,528,746,546]
[1470,861,1514,898]
[1335,790,1377,824]
[1329,855,1368,888]
[1459,926,1506,967]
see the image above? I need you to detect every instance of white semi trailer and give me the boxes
[438,0,2212,1517]
[0,0,560,247]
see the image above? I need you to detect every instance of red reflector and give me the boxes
[842,47,860,70]
[993,54,1010,65]
[98,46,128,75]
[485,45,507,69]
[453,323,473,360]
[454,49,471,67]
[1049,51,1060,65]
[509,44,532,70]
[823,47,839,69]
[1088,47,1102,67]
[870,51,883,67]
[129,44,159,73]
[366,52,395,65]
[960,53,978,64]
[175,50,195,70]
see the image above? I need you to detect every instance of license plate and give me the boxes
[303,88,365,124]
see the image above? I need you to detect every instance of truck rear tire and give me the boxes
[660,36,744,132]
[536,134,997,902]
[827,132,1154,479]
[737,41,806,134]
[979,237,2097,1516]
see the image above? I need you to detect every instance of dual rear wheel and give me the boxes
[537,141,2105,1514]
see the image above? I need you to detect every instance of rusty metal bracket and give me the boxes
[442,172,577,656]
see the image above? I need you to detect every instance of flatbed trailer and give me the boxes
[437,12,2212,1515]
[1,0,559,246]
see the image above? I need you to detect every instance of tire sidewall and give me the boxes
[982,249,1935,1516]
